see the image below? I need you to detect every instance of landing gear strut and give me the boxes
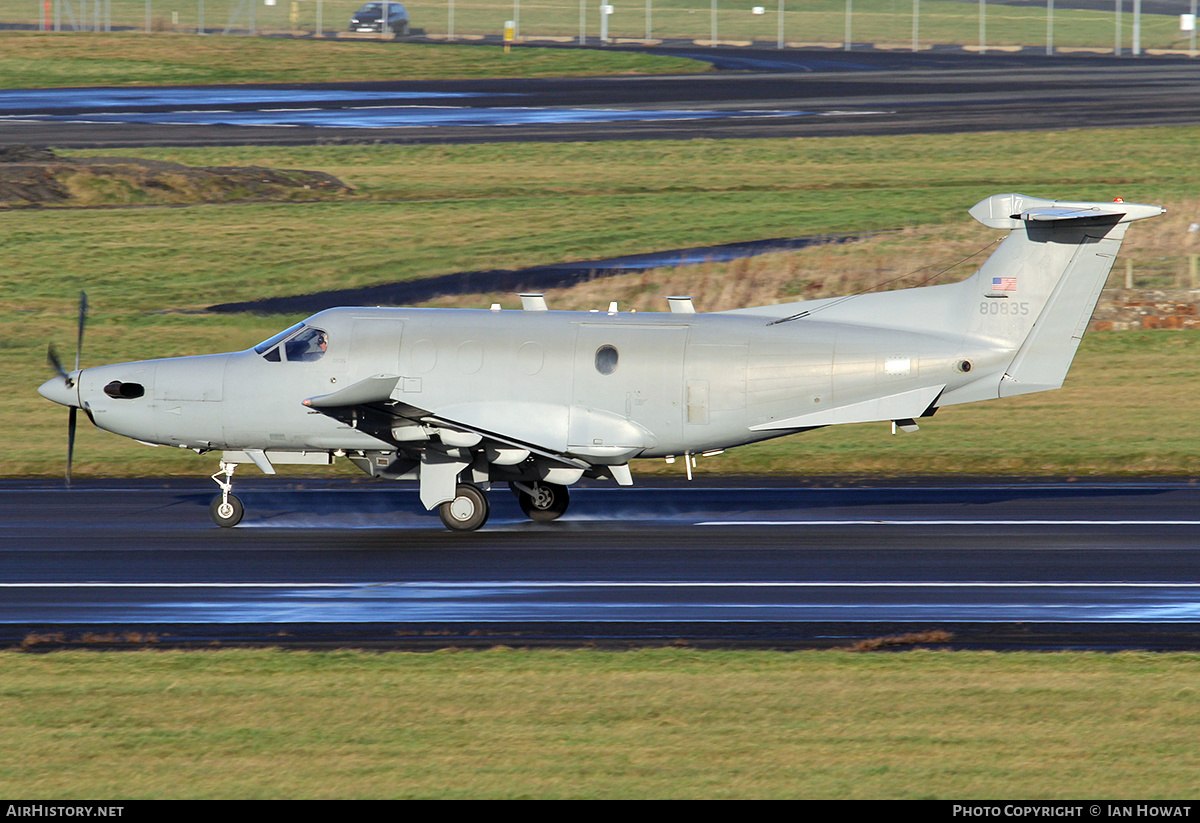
[511,481,570,522]
[438,483,490,531]
[210,461,244,528]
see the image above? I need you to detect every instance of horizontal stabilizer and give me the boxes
[749,384,944,432]
[970,193,1164,230]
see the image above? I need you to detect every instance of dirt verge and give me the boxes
[0,144,352,208]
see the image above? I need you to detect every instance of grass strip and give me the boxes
[2,647,1199,799]
[0,32,705,88]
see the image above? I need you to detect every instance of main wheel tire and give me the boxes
[517,482,570,522]
[210,494,244,528]
[438,483,490,532]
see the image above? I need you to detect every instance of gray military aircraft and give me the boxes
[39,193,1163,531]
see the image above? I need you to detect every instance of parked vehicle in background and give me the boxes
[348,2,409,35]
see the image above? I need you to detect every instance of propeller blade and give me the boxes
[75,291,88,373]
[67,406,77,489]
[47,344,69,381]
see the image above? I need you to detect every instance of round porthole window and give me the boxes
[595,345,618,375]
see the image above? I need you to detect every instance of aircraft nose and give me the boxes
[38,374,79,408]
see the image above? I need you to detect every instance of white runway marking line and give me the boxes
[5,582,1200,589]
[696,519,1200,526]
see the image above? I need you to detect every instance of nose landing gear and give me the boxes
[210,462,244,528]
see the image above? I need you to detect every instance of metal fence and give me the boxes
[2,0,1197,54]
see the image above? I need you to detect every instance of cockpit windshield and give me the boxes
[254,323,304,355]
[254,323,328,362]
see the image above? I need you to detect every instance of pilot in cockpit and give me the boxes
[284,327,328,362]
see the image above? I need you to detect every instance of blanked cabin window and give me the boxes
[595,345,618,375]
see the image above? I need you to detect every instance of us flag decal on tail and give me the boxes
[991,276,1017,292]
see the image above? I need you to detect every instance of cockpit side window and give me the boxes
[284,327,329,362]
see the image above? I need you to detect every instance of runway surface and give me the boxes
[4,479,1199,649]
[5,48,1200,147]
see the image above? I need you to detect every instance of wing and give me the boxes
[302,374,632,509]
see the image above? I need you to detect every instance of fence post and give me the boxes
[1191,0,1197,57]
[1047,0,1054,54]
[1115,0,1122,55]
[979,0,986,54]
[1133,0,1141,55]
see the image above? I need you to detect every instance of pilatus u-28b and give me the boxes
[39,193,1163,531]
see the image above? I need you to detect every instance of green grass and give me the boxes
[1,648,1199,798]
[0,31,705,88]
[7,0,1193,50]
[9,129,1200,478]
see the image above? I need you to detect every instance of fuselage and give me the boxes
[40,304,1005,463]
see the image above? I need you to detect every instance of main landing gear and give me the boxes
[439,481,571,531]
[438,483,490,531]
[511,481,570,523]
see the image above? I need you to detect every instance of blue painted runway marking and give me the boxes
[0,88,489,111]
[6,107,814,129]
[5,581,1200,623]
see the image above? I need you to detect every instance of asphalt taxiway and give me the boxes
[4,47,1200,147]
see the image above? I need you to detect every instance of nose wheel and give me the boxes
[209,493,244,528]
[209,461,244,528]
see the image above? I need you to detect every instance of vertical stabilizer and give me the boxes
[963,194,1164,398]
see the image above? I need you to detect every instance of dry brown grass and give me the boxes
[422,200,1200,314]
[418,225,989,313]
[843,631,956,652]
